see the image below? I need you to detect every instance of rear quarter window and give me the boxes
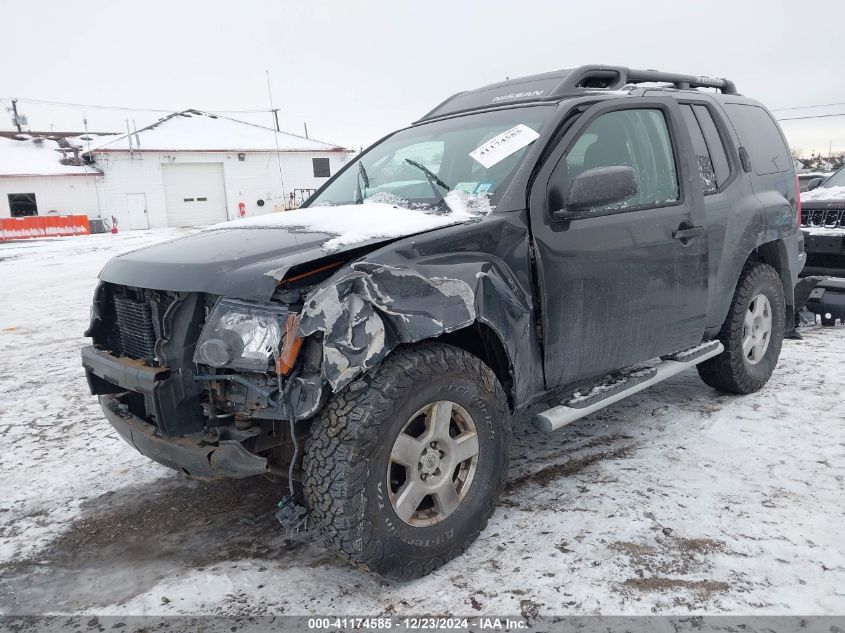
[724,103,791,176]
[692,105,731,188]
[680,105,717,194]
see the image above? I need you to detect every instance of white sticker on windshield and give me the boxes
[453,181,480,194]
[469,124,540,169]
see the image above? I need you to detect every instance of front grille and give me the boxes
[113,295,157,360]
[802,208,845,229]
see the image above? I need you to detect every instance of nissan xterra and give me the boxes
[82,65,804,579]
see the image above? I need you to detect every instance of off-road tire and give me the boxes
[303,343,511,580]
[698,262,785,394]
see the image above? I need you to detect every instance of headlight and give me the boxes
[194,299,294,372]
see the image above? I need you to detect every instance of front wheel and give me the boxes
[698,262,786,394]
[303,343,511,580]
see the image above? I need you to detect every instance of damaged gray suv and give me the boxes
[82,65,804,579]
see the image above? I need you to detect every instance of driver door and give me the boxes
[528,98,708,388]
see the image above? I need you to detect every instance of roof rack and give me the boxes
[416,65,738,123]
[550,65,738,96]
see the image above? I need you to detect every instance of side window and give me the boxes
[563,132,597,170]
[564,108,679,211]
[723,103,790,176]
[692,105,730,187]
[680,105,717,194]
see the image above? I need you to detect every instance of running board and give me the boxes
[533,341,724,433]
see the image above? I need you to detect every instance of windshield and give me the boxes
[308,106,554,210]
[822,166,845,188]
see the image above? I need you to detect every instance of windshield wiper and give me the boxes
[404,159,452,212]
[355,162,370,204]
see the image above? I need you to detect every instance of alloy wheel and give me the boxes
[387,400,479,527]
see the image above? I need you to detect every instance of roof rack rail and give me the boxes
[551,65,738,95]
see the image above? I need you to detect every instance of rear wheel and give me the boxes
[698,262,785,394]
[303,343,510,579]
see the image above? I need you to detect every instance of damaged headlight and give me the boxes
[194,299,293,372]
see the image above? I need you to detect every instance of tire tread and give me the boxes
[303,342,510,580]
[697,261,785,394]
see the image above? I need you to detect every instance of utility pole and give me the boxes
[303,122,309,139]
[271,108,280,131]
[10,99,22,132]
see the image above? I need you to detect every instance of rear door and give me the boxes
[528,97,708,388]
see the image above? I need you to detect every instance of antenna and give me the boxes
[84,112,103,218]
[125,119,134,159]
[132,119,141,148]
[266,69,286,202]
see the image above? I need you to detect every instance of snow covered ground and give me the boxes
[1,230,844,619]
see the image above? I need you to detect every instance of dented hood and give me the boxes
[98,226,401,301]
[99,203,477,300]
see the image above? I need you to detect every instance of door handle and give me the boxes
[672,225,704,240]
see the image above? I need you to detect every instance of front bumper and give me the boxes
[801,229,845,277]
[82,343,204,437]
[99,393,268,479]
[82,345,168,395]
[806,278,845,324]
[83,345,269,479]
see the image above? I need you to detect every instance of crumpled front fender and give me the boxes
[296,218,542,408]
[299,262,477,390]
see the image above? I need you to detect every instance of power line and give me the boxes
[6,94,842,127]
[776,112,845,122]
[0,96,272,114]
[771,102,845,112]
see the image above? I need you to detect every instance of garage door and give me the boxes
[161,163,227,227]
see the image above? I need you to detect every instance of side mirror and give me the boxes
[553,166,638,220]
[806,177,823,191]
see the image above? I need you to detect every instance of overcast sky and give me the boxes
[2,0,843,155]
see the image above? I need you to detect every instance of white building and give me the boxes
[0,110,353,228]
[0,134,105,218]
[85,110,353,229]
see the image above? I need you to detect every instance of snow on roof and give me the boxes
[0,135,103,177]
[86,110,347,153]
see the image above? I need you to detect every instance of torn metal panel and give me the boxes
[296,214,545,408]
[299,262,476,390]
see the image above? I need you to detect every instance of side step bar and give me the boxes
[533,341,724,433]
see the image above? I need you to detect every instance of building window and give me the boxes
[312,157,331,178]
[8,193,38,217]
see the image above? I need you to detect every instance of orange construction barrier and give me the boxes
[0,215,90,241]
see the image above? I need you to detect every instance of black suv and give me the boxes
[800,165,845,324]
[82,65,803,579]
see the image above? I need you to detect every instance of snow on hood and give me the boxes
[203,192,492,252]
[802,185,845,201]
